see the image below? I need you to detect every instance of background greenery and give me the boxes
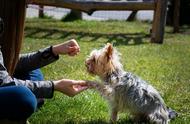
[22,18,190,124]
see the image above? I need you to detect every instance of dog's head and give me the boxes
[85,43,123,79]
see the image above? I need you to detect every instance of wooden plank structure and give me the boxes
[0,0,168,74]
[30,0,155,14]
[29,0,168,44]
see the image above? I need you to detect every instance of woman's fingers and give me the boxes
[73,85,88,92]
[71,80,89,92]
[68,46,80,56]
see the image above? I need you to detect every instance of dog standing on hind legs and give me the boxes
[85,43,177,124]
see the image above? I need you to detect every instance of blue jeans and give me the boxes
[0,69,44,120]
[14,69,44,81]
[0,86,37,120]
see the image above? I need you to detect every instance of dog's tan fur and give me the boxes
[85,43,177,124]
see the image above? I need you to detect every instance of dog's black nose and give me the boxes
[85,60,91,68]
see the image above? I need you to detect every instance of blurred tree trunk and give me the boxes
[39,5,44,18]
[62,10,82,21]
[70,10,82,19]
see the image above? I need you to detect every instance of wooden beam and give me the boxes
[151,0,168,43]
[30,0,155,14]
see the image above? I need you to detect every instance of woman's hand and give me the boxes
[52,39,80,56]
[53,79,89,97]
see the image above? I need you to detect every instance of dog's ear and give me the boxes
[106,43,113,60]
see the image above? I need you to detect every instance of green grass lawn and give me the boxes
[22,18,190,124]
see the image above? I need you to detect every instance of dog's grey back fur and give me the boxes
[105,71,170,123]
[87,44,177,123]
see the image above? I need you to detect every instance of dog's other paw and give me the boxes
[85,81,100,89]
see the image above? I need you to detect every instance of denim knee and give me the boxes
[0,86,37,120]
[13,86,37,119]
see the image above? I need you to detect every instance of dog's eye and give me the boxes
[92,57,96,62]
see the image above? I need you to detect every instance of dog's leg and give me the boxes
[88,82,113,98]
[148,112,169,124]
[110,108,118,123]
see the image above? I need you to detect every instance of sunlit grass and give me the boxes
[22,18,190,124]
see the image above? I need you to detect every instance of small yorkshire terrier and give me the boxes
[85,43,177,124]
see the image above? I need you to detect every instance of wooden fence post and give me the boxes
[151,0,168,43]
[39,5,44,18]
[127,10,138,21]
[173,0,180,33]
[0,0,26,75]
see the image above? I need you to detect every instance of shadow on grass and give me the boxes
[25,27,150,46]
[25,19,59,23]
[166,25,190,34]
[63,118,134,124]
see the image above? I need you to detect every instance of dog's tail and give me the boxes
[167,107,178,120]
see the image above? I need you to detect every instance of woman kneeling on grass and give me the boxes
[0,18,89,124]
